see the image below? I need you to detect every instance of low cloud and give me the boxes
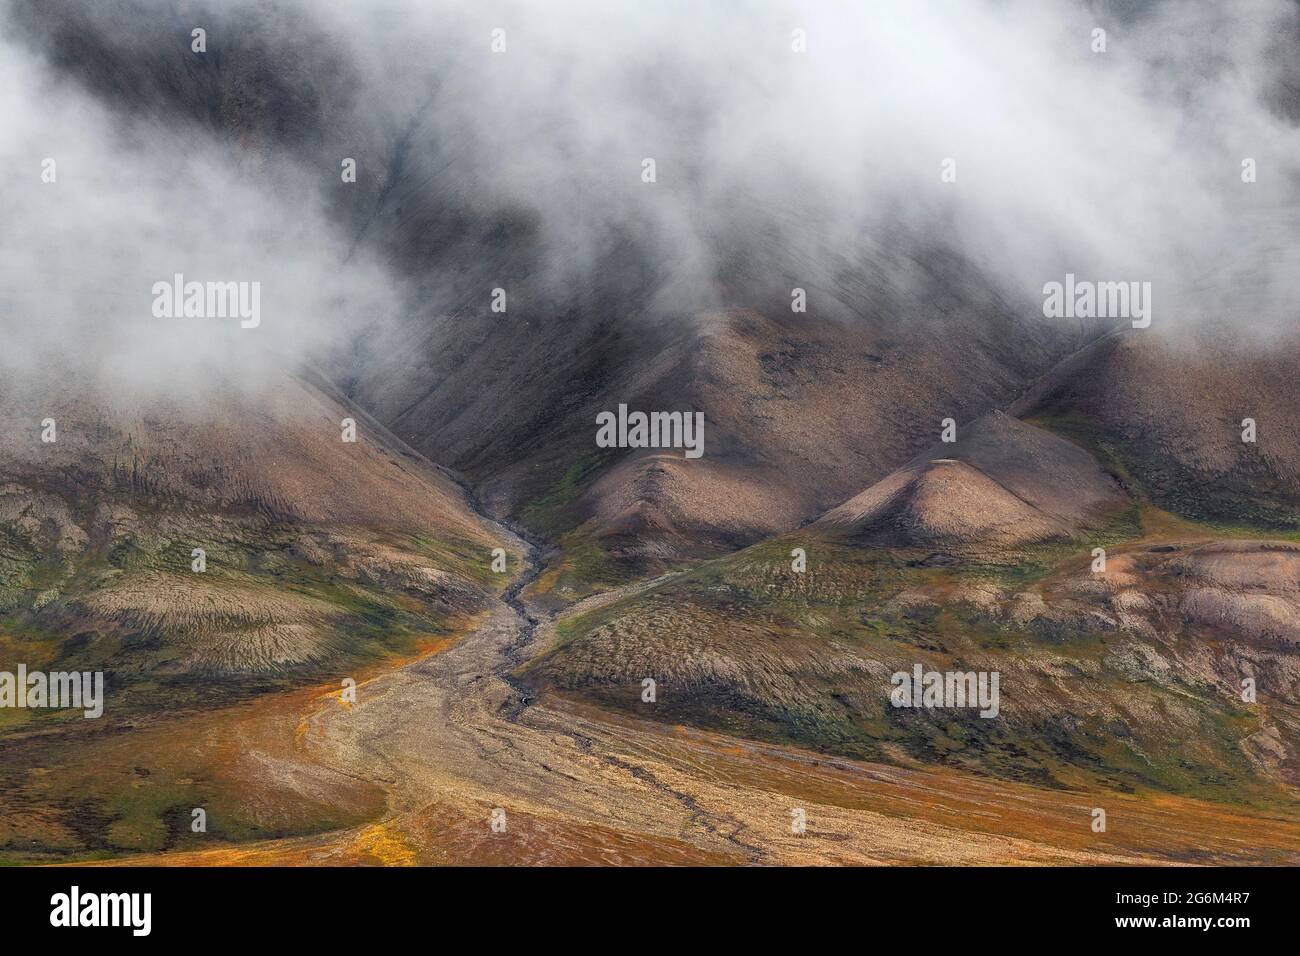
[2,0,1297,408]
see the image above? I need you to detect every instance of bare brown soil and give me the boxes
[86,541,1300,867]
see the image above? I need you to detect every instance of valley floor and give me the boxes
[79,533,1300,867]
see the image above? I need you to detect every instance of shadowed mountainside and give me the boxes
[8,0,1091,581]
[1013,326,1300,530]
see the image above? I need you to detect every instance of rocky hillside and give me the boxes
[0,365,516,725]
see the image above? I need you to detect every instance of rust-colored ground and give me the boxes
[77,598,1300,867]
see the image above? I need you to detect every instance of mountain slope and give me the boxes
[8,1,1089,578]
[0,365,515,709]
[1013,326,1300,529]
[818,458,1069,549]
[817,411,1127,549]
